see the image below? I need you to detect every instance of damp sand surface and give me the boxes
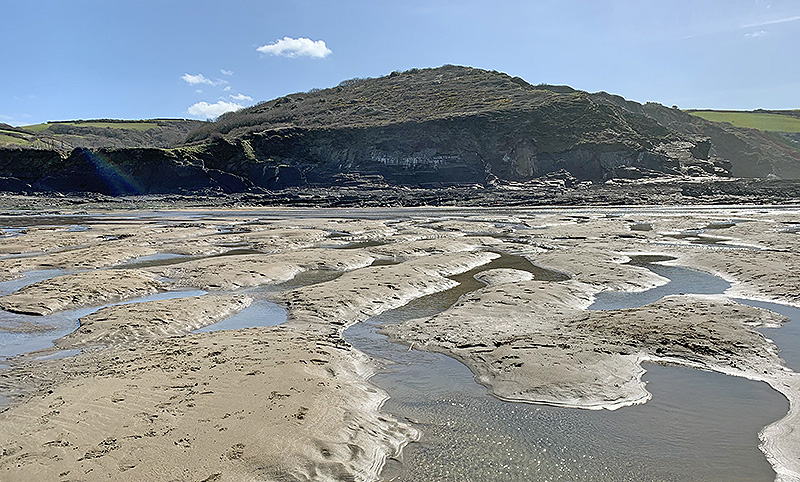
[352,320,786,482]
[1,206,799,481]
[0,289,205,358]
[347,255,793,481]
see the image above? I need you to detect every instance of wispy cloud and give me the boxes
[223,86,232,92]
[744,14,800,28]
[220,69,234,76]
[229,93,253,102]
[195,89,203,94]
[0,113,31,126]
[257,37,332,59]
[187,100,243,119]
[744,30,767,38]
[181,73,228,86]
[681,12,800,40]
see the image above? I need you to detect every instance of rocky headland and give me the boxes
[2,66,799,198]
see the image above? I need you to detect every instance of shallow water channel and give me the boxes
[344,255,791,481]
[0,289,208,359]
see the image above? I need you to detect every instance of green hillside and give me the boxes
[22,120,161,132]
[0,119,204,150]
[186,65,675,154]
[687,110,800,133]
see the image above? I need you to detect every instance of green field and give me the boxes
[688,111,800,133]
[20,121,159,132]
[0,133,31,146]
[19,123,51,132]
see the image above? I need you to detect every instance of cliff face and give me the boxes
[0,149,67,185]
[0,147,249,195]
[222,117,722,188]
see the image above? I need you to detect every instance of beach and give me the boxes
[1,206,799,481]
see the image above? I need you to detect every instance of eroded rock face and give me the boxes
[210,118,717,188]
[0,149,66,184]
[32,148,252,195]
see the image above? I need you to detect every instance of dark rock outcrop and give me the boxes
[0,149,67,184]
[0,176,32,193]
[0,148,247,196]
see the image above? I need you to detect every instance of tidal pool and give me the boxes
[344,255,789,481]
[0,289,206,359]
[0,269,68,296]
[736,298,800,371]
[588,255,731,310]
[192,296,286,333]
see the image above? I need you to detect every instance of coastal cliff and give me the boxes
[1,66,797,195]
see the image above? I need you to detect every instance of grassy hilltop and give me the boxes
[0,119,204,150]
[186,65,676,154]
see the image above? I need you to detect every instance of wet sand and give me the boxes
[0,206,799,481]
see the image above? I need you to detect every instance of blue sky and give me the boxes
[1,0,798,125]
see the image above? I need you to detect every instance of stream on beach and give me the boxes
[343,255,792,482]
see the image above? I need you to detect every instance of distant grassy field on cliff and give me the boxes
[0,119,203,149]
[688,110,800,133]
[21,121,163,132]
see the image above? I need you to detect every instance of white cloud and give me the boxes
[744,30,767,38]
[195,89,203,94]
[182,73,213,85]
[223,86,232,92]
[230,93,253,102]
[220,69,233,76]
[257,37,332,58]
[744,14,800,28]
[187,100,243,119]
[181,73,228,86]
